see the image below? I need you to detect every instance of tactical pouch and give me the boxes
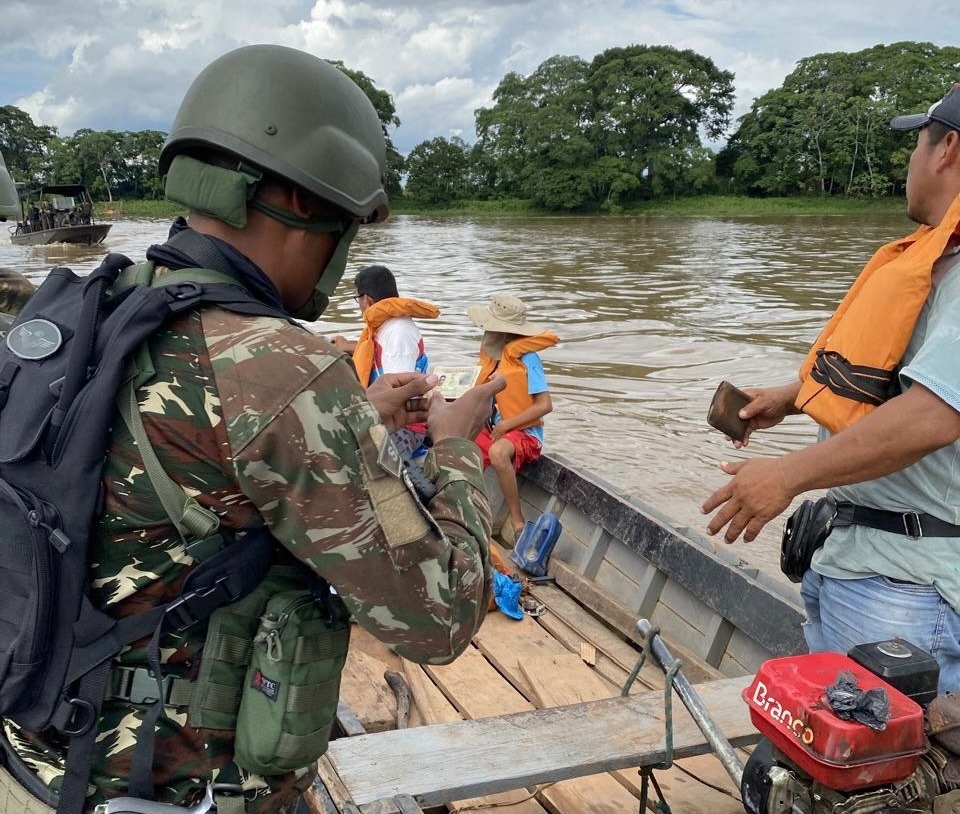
[234,588,351,775]
[780,496,837,583]
[188,563,306,730]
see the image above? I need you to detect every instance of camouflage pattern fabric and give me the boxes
[4,289,492,811]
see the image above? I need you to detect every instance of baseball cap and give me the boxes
[890,83,960,132]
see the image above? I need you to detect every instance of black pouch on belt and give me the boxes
[780,496,837,583]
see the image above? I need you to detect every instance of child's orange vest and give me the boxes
[479,332,558,430]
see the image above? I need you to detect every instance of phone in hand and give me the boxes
[707,381,752,442]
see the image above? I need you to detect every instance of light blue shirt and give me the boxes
[813,247,960,609]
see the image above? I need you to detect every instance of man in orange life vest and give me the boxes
[468,294,558,540]
[702,83,960,691]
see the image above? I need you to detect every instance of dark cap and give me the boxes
[890,83,960,132]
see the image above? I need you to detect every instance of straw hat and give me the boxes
[467,293,546,336]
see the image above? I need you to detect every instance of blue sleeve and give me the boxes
[521,353,548,395]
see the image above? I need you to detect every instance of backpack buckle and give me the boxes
[165,575,235,632]
[111,666,175,705]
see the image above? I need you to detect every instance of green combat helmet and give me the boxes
[159,44,389,320]
[0,148,18,222]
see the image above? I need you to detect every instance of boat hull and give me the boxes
[10,223,111,246]
[495,452,806,675]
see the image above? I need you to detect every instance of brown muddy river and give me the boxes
[0,211,913,577]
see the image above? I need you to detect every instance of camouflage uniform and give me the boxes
[3,268,492,811]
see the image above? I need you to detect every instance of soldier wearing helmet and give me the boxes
[1,45,501,814]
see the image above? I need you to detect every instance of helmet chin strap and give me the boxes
[248,194,359,322]
[291,220,359,321]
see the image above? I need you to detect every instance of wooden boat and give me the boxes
[310,453,805,814]
[8,184,111,246]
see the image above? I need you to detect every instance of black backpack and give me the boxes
[0,247,289,813]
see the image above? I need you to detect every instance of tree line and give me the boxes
[2,41,958,212]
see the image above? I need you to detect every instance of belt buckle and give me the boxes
[903,512,923,540]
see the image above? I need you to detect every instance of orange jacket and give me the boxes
[796,194,960,433]
[479,332,558,429]
[353,297,439,387]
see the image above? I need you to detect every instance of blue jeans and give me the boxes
[801,570,960,694]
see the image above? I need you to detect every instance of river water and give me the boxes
[0,211,913,578]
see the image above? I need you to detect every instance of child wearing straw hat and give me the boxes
[468,293,559,541]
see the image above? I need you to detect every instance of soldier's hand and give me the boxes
[367,372,437,431]
[429,374,506,443]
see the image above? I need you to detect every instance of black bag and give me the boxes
[0,253,287,813]
[780,496,838,583]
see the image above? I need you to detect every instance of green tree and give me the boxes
[330,61,404,199]
[720,41,960,197]
[0,106,57,181]
[404,136,472,204]
[588,45,733,197]
[474,46,733,209]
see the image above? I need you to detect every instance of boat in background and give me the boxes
[9,183,111,246]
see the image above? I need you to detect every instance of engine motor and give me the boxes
[740,640,960,814]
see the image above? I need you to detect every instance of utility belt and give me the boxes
[780,496,960,583]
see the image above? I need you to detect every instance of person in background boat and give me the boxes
[702,83,960,692]
[468,294,558,541]
[0,44,501,814]
[27,203,40,232]
[41,200,54,230]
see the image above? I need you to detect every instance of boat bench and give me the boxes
[325,675,758,807]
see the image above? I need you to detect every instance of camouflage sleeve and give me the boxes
[207,314,491,664]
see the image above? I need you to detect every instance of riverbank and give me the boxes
[101,194,906,221]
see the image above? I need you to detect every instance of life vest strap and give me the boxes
[810,350,898,407]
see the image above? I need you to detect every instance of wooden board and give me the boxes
[401,661,548,814]
[326,676,758,806]
[339,646,397,733]
[423,643,535,718]
[527,581,664,690]
[520,653,744,814]
[472,611,573,699]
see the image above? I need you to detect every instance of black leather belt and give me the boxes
[834,501,960,540]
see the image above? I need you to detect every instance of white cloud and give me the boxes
[1,0,957,155]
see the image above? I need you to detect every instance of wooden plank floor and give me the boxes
[327,573,756,814]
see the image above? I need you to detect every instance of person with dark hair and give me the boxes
[468,294,558,540]
[0,44,502,814]
[331,264,439,387]
[703,83,960,692]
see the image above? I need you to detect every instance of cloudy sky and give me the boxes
[1,0,957,155]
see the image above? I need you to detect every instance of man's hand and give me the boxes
[490,423,507,442]
[330,335,356,354]
[734,381,802,447]
[367,372,437,431]
[701,457,793,543]
[429,375,506,443]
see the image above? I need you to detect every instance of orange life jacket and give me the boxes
[353,297,440,387]
[479,332,558,429]
[796,194,960,433]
